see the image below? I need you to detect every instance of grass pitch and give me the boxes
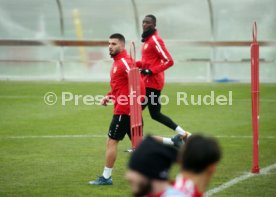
[0,81,275,197]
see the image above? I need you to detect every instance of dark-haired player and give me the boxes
[89,33,145,185]
[137,15,191,145]
[174,135,222,197]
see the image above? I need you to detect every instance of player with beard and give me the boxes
[88,33,178,185]
[89,33,145,185]
[136,15,191,146]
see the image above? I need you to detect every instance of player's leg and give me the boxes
[153,135,191,148]
[147,88,191,145]
[104,137,118,173]
[141,88,150,110]
[89,137,117,185]
[147,88,186,133]
[153,136,173,145]
[89,115,127,185]
[147,88,176,129]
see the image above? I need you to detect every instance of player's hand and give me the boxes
[101,96,110,106]
[140,69,153,76]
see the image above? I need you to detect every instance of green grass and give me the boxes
[0,81,275,197]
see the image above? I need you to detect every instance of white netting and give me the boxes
[0,0,275,82]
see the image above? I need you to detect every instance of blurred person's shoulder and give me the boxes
[173,174,203,197]
[162,186,187,197]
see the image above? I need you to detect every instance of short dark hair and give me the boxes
[109,33,125,43]
[179,135,221,173]
[145,14,156,24]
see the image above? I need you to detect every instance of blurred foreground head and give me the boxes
[126,136,177,197]
[179,134,221,184]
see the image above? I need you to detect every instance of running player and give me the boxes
[137,15,191,144]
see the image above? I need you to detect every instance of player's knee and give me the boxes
[107,138,119,147]
[150,112,162,121]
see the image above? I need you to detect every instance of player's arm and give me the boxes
[150,36,174,74]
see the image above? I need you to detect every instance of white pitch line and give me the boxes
[0,134,275,140]
[206,163,276,196]
[1,134,275,196]
[215,135,276,139]
[0,134,107,139]
[233,99,276,103]
[0,95,41,99]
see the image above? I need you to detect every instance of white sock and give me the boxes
[102,167,112,179]
[162,137,174,145]
[175,126,186,135]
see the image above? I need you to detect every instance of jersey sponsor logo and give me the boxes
[113,66,117,73]
[144,43,148,50]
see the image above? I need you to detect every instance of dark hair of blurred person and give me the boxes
[126,136,184,197]
[174,135,222,197]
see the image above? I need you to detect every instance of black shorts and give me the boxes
[108,115,131,141]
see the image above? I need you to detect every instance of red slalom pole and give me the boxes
[250,22,260,173]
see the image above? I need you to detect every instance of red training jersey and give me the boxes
[137,30,174,91]
[107,50,145,115]
[146,186,185,197]
[173,175,204,197]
